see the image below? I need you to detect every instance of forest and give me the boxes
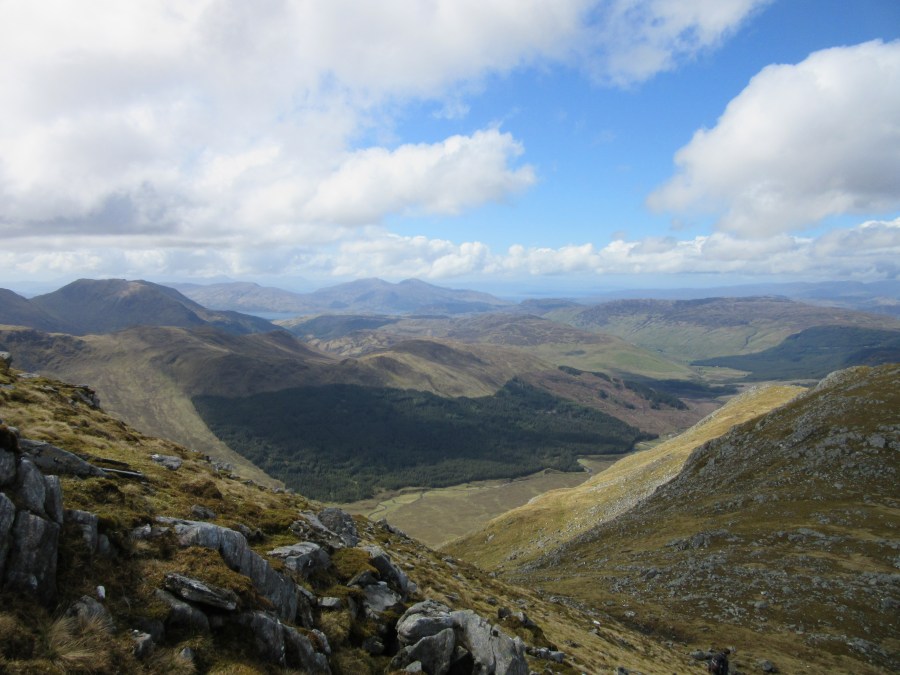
[195,378,653,501]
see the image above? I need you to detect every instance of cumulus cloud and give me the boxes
[0,0,766,253]
[649,40,900,235]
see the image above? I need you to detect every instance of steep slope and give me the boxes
[564,296,900,362]
[446,383,804,570]
[0,288,68,332]
[30,278,274,335]
[489,364,899,674]
[0,358,706,674]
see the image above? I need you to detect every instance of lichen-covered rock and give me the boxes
[4,510,60,605]
[150,454,183,470]
[234,611,331,673]
[267,541,331,577]
[43,475,63,524]
[154,588,211,634]
[0,448,15,487]
[15,458,46,517]
[318,507,359,547]
[390,627,457,675]
[0,492,16,579]
[397,600,455,645]
[163,572,239,611]
[451,609,529,675]
[18,438,107,477]
[363,544,410,596]
[156,517,299,621]
[362,581,402,615]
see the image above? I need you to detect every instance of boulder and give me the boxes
[19,439,107,477]
[15,458,46,517]
[362,581,403,615]
[397,600,455,645]
[362,544,410,596]
[234,610,331,673]
[0,448,15,486]
[290,511,346,549]
[317,507,359,547]
[43,475,64,524]
[65,595,115,633]
[0,492,16,579]
[190,504,216,520]
[154,589,211,634]
[267,541,331,577]
[163,572,239,611]
[451,610,529,675]
[390,627,457,675]
[156,517,299,622]
[150,454,182,471]
[4,510,60,605]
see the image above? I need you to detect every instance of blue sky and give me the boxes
[1,1,899,294]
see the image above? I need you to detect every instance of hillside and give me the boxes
[0,289,66,332]
[193,378,654,501]
[27,279,274,335]
[562,296,900,363]
[0,355,709,674]
[446,382,805,570]
[694,325,900,379]
[181,278,510,315]
[462,364,899,674]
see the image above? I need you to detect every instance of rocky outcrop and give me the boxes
[391,600,529,675]
[154,517,300,621]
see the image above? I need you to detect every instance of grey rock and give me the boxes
[318,507,360,547]
[0,448,15,486]
[156,517,299,622]
[404,662,424,673]
[18,439,106,477]
[283,622,331,673]
[397,600,455,645]
[234,611,330,673]
[0,492,16,579]
[450,609,528,675]
[154,589,210,634]
[758,659,778,672]
[132,616,165,644]
[290,511,346,549]
[363,544,410,596]
[164,572,239,611]
[4,509,59,605]
[131,631,155,660]
[150,453,182,470]
[267,541,331,577]
[319,596,343,610]
[391,627,457,675]
[66,509,100,553]
[43,475,63,524]
[362,635,385,655]
[190,504,216,520]
[16,458,46,517]
[348,569,379,587]
[363,581,402,614]
[311,628,331,655]
[65,595,115,632]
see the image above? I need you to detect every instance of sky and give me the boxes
[1,0,899,295]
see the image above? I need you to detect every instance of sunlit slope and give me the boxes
[510,364,900,674]
[446,383,805,569]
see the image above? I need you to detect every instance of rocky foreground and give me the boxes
[0,352,702,674]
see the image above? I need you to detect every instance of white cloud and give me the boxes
[304,130,535,225]
[649,40,900,235]
[0,0,766,253]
